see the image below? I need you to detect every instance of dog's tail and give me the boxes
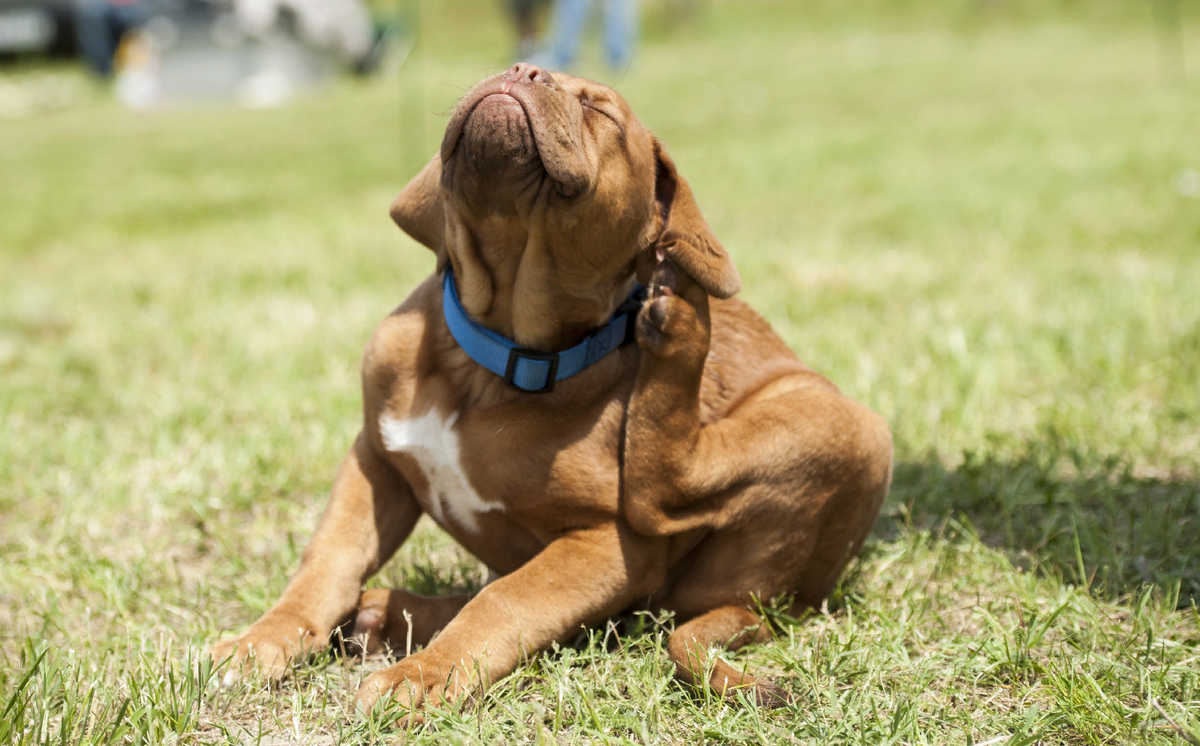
[667,606,790,707]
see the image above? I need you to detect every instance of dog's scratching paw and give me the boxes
[651,248,680,294]
[636,254,711,362]
[637,299,707,366]
[635,295,705,361]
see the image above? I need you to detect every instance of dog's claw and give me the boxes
[354,675,388,716]
[649,256,681,299]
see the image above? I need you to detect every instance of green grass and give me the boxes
[2,0,1200,743]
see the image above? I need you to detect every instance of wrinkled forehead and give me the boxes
[551,73,633,112]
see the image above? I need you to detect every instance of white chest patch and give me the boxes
[378,409,504,533]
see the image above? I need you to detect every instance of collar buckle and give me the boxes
[504,347,560,392]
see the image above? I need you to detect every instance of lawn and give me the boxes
[2,0,1199,743]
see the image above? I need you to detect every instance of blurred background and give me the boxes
[2,0,1199,740]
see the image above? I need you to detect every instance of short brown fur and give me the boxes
[211,64,893,720]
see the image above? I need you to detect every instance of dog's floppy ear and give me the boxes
[652,140,741,299]
[390,155,446,264]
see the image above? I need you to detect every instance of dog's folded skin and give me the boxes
[209,64,894,720]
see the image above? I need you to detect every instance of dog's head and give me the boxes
[390,64,740,348]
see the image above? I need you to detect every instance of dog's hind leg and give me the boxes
[344,588,469,656]
[625,257,892,553]
[668,606,788,707]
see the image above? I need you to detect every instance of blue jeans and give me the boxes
[533,0,637,71]
[74,1,149,77]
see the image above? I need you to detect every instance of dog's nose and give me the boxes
[506,63,554,88]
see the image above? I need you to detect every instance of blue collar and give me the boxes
[442,269,646,393]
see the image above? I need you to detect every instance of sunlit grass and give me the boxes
[2,1,1199,743]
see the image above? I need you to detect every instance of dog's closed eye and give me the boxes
[581,99,624,133]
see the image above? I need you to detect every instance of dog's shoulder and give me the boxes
[359,274,445,416]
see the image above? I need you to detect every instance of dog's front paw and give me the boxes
[355,651,472,725]
[209,613,319,686]
[636,253,710,364]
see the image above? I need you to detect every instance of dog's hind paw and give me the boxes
[636,253,710,364]
[343,588,390,657]
[752,679,793,709]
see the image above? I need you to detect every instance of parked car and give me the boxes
[0,0,77,59]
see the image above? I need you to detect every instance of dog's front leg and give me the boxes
[210,431,420,680]
[354,524,664,721]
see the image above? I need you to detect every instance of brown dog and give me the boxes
[210,63,893,717]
